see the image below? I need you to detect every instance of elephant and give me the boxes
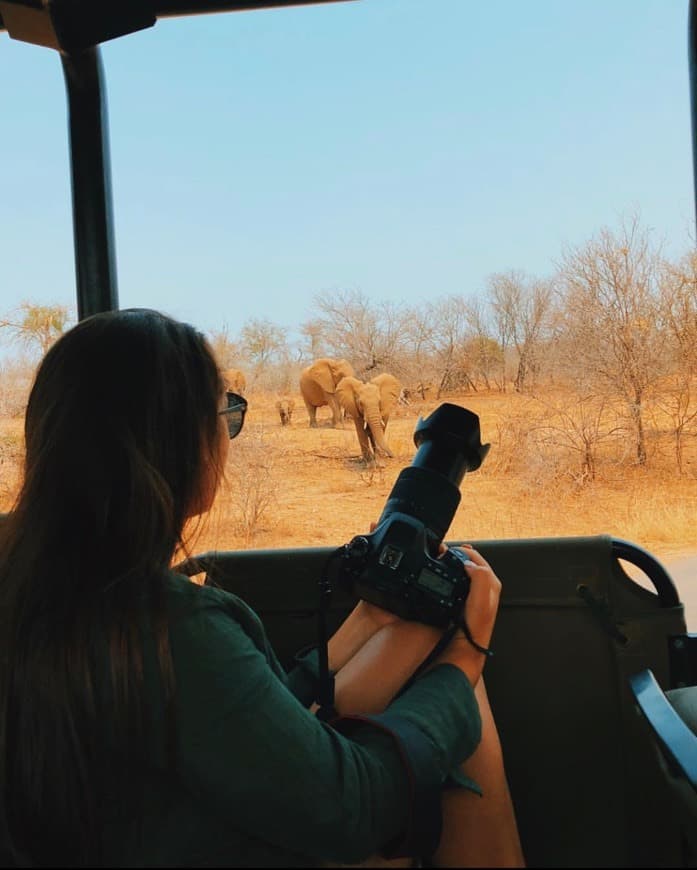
[335,372,402,462]
[299,358,355,427]
[221,367,246,395]
[275,397,295,426]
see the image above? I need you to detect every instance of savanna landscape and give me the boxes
[3,382,696,579]
[2,216,697,627]
[190,387,697,559]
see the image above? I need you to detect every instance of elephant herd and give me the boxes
[299,358,402,463]
[221,359,403,463]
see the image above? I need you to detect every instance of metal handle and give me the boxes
[612,537,681,607]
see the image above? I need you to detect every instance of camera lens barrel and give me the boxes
[375,403,490,551]
[376,466,461,545]
[412,403,489,485]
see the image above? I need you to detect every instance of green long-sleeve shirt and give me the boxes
[100,572,482,867]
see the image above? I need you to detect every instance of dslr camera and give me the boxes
[336,403,490,628]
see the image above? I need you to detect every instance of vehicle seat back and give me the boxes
[183,534,687,868]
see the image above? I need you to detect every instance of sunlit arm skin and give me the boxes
[323,600,399,674]
[328,609,444,715]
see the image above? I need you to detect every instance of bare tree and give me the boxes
[399,305,438,395]
[656,252,697,472]
[0,302,72,358]
[486,270,554,393]
[653,383,697,474]
[240,317,288,371]
[366,299,409,378]
[536,394,626,484]
[422,295,475,396]
[556,215,666,465]
[207,325,244,370]
[462,298,503,390]
[312,288,409,376]
[661,251,697,375]
[460,335,503,391]
[312,288,375,364]
[298,319,327,360]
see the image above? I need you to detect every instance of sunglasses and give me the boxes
[219,391,248,439]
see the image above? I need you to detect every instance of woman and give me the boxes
[0,308,522,867]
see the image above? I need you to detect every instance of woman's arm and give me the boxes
[325,598,440,673]
[331,618,443,714]
[171,604,480,866]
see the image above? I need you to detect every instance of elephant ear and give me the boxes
[336,376,362,420]
[311,360,339,394]
[332,359,355,383]
[371,374,401,406]
[386,378,402,403]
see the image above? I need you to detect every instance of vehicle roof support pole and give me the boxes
[689,0,697,241]
[61,47,119,319]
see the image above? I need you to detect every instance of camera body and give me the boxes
[337,403,490,628]
[340,517,472,627]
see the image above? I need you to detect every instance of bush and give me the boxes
[224,429,280,544]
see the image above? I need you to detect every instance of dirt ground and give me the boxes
[2,387,696,627]
[197,389,697,554]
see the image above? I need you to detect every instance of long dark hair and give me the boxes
[0,308,223,866]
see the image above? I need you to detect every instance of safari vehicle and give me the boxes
[1,1,696,867]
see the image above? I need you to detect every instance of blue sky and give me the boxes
[0,0,694,344]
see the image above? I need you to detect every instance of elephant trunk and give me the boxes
[365,409,393,458]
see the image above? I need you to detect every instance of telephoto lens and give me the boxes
[375,403,490,556]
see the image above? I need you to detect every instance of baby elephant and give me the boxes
[275,398,295,426]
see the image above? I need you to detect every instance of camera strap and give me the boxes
[454,616,495,658]
[315,547,346,720]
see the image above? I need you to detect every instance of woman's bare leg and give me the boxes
[322,621,447,869]
[327,622,524,868]
[430,678,525,868]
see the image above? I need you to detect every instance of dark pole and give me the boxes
[61,47,119,319]
[689,0,697,240]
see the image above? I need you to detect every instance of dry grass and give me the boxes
[171,389,697,564]
[2,388,697,567]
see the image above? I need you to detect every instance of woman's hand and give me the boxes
[459,543,501,643]
[433,544,501,687]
